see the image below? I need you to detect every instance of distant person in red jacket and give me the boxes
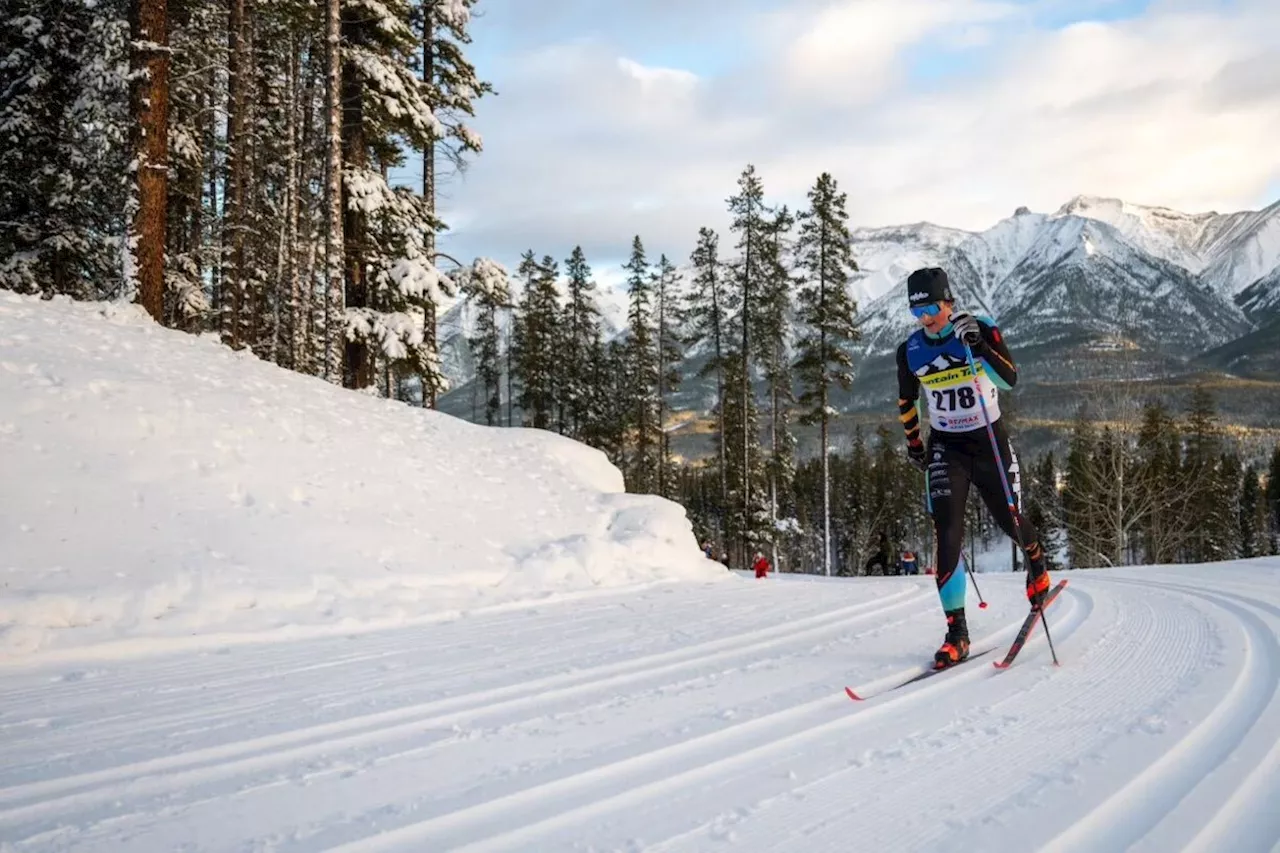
[753,552,770,579]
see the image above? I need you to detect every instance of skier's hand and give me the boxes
[907,441,927,472]
[951,312,982,347]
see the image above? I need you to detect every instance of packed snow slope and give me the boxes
[1,561,1278,852]
[0,292,721,662]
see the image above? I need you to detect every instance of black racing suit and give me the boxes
[896,319,1047,614]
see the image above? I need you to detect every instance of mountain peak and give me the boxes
[1057,194,1120,215]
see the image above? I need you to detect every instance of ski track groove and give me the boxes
[638,587,1099,853]
[1038,575,1280,853]
[0,585,933,824]
[645,578,1232,853]
[311,595,1095,853]
[4,570,1276,852]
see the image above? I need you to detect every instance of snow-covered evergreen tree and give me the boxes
[165,0,226,332]
[0,2,130,298]
[1239,464,1271,558]
[623,236,660,493]
[720,354,768,565]
[793,172,860,576]
[560,246,601,438]
[1136,401,1185,563]
[725,165,773,560]
[414,0,491,407]
[1183,385,1232,562]
[654,253,683,498]
[512,252,561,429]
[459,257,510,425]
[756,206,797,568]
[685,227,730,543]
[1268,444,1280,553]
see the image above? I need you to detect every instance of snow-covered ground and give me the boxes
[0,292,720,663]
[2,293,1279,851]
[2,563,1278,851]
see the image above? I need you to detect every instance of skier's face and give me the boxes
[916,301,953,335]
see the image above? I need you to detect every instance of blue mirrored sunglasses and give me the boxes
[910,303,943,319]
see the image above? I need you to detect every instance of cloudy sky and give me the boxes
[422,0,1280,275]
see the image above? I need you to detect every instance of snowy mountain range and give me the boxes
[438,194,1280,445]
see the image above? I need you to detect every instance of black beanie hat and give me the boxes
[906,267,953,307]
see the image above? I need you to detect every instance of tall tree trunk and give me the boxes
[819,244,831,576]
[821,393,831,577]
[340,4,371,389]
[741,238,751,568]
[710,269,727,549]
[421,2,438,407]
[505,308,514,426]
[131,0,170,322]
[770,369,778,573]
[223,0,248,348]
[282,36,301,369]
[296,39,319,374]
[323,0,344,383]
[207,58,220,318]
[657,277,667,498]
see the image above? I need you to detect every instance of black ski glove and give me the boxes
[907,441,926,472]
[951,312,983,348]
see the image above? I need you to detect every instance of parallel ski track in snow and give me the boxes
[397,587,1097,853]
[1039,575,1280,853]
[2,567,1277,852]
[0,584,931,827]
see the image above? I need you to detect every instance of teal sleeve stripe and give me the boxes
[986,364,1012,392]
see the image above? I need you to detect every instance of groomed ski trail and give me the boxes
[1,563,1277,852]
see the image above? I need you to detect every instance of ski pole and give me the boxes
[925,467,987,609]
[961,340,1058,664]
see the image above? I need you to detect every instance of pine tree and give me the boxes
[623,236,660,492]
[793,172,860,576]
[1209,450,1242,560]
[322,0,344,381]
[1063,407,1106,568]
[415,0,491,408]
[1136,401,1185,564]
[721,354,768,565]
[726,164,772,560]
[685,227,731,546]
[589,336,631,466]
[0,2,131,298]
[333,0,457,391]
[128,0,171,320]
[512,251,560,429]
[1266,443,1280,554]
[462,258,510,426]
[1183,384,1228,561]
[165,0,239,334]
[1025,453,1064,569]
[755,206,796,570]
[1240,465,1269,558]
[653,254,683,498]
[560,246,601,438]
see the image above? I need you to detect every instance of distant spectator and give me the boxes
[753,552,770,579]
[902,551,919,575]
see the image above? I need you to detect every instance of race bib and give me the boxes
[916,361,1001,432]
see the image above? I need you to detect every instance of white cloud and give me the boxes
[438,0,1280,269]
[779,0,1016,102]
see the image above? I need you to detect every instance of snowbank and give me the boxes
[0,293,724,662]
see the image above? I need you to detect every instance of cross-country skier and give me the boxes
[896,267,1052,669]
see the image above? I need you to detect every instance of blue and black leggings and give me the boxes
[926,421,1043,612]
